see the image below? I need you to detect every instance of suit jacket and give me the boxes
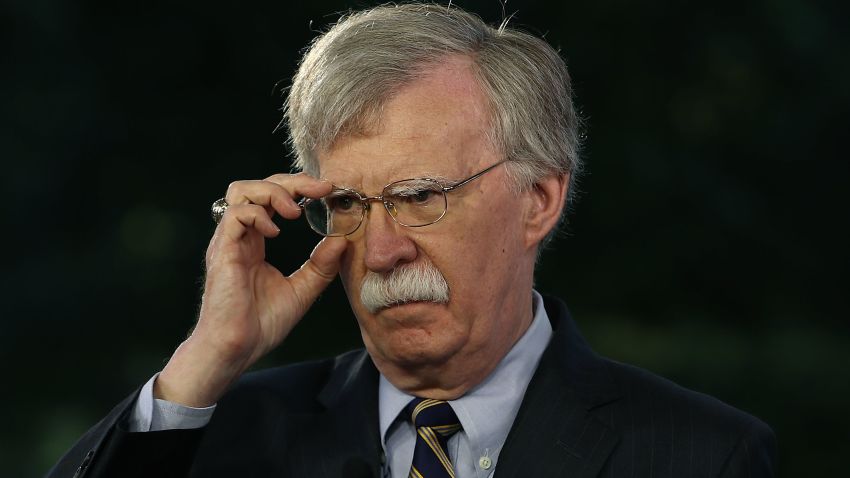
[48,296,777,477]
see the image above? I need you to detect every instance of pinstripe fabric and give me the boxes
[495,297,777,478]
[405,398,462,478]
[48,295,776,478]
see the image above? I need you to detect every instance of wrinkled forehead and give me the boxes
[316,147,460,194]
[315,59,499,192]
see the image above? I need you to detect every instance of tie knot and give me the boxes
[405,398,461,436]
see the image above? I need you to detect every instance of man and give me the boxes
[49,3,776,477]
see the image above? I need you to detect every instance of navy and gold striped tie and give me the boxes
[406,398,462,478]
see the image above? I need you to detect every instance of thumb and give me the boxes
[288,236,347,315]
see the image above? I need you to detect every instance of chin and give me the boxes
[378,339,459,368]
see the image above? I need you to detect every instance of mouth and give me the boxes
[372,299,448,316]
[379,298,440,310]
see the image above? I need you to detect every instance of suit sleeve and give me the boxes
[45,390,206,478]
[718,419,778,478]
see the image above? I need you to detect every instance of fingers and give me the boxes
[217,203,281,242]
[265,173,334,199]
[287,236,348,313]
[225,173,333,220]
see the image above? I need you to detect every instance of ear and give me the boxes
[523,173,569,249]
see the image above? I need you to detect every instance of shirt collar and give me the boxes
[378,290,553,456]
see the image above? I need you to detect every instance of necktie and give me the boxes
[405,398,462,478]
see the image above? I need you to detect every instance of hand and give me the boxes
[155,173,347,407]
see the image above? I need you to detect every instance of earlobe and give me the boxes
[524,173,569,248]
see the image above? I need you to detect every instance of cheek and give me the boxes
[339,241,363,293]
[446,221,521,284]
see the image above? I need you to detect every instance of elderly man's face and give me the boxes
[317,57,543,391]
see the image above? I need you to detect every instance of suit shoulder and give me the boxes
[590,358,777,475]
[601,357,773,438]
[221,349,367,411]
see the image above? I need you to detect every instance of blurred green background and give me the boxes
[2,0,847,476]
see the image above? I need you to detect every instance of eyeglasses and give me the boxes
[298,160,508,237]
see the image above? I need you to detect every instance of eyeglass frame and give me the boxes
[298,159,509,237]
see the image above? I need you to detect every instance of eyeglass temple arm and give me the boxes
[441,160,509,192]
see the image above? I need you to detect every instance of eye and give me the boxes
[410,188,438,203]
[391,182,442,205]
[326,194,358,212]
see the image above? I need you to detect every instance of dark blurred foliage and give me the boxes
[1,0,847,475]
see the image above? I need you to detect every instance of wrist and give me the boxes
[155,338,246,407]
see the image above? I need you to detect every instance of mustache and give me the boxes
[360,262,450,313]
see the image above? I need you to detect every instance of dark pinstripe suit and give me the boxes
[48,295,776,477]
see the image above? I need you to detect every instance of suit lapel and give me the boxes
[497,296,621,478]
[289,297,620,478]
[291,351,384,478]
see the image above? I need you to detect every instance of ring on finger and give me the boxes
[211,197,229,224]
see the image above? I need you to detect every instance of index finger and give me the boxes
[224,173,333,221]
[263,172,334,200]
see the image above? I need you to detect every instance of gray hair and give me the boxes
[284,2,582,228]
[360,260,450,313]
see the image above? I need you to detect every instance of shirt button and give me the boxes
[479,455,492,470]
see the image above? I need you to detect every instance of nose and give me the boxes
[362,202,418,273]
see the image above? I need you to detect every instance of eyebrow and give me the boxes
[425,176,455,185]
[326,187,360,197]
[331,173,459,193]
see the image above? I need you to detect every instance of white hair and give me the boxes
[284,2,583,244]
[360,261,450,313]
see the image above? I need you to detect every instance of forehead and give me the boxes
[317,56,499,190]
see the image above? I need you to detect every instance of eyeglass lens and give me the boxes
[302,179,448,236]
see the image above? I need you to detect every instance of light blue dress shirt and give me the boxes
[130,291,553,478]
[379,291,552,478]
